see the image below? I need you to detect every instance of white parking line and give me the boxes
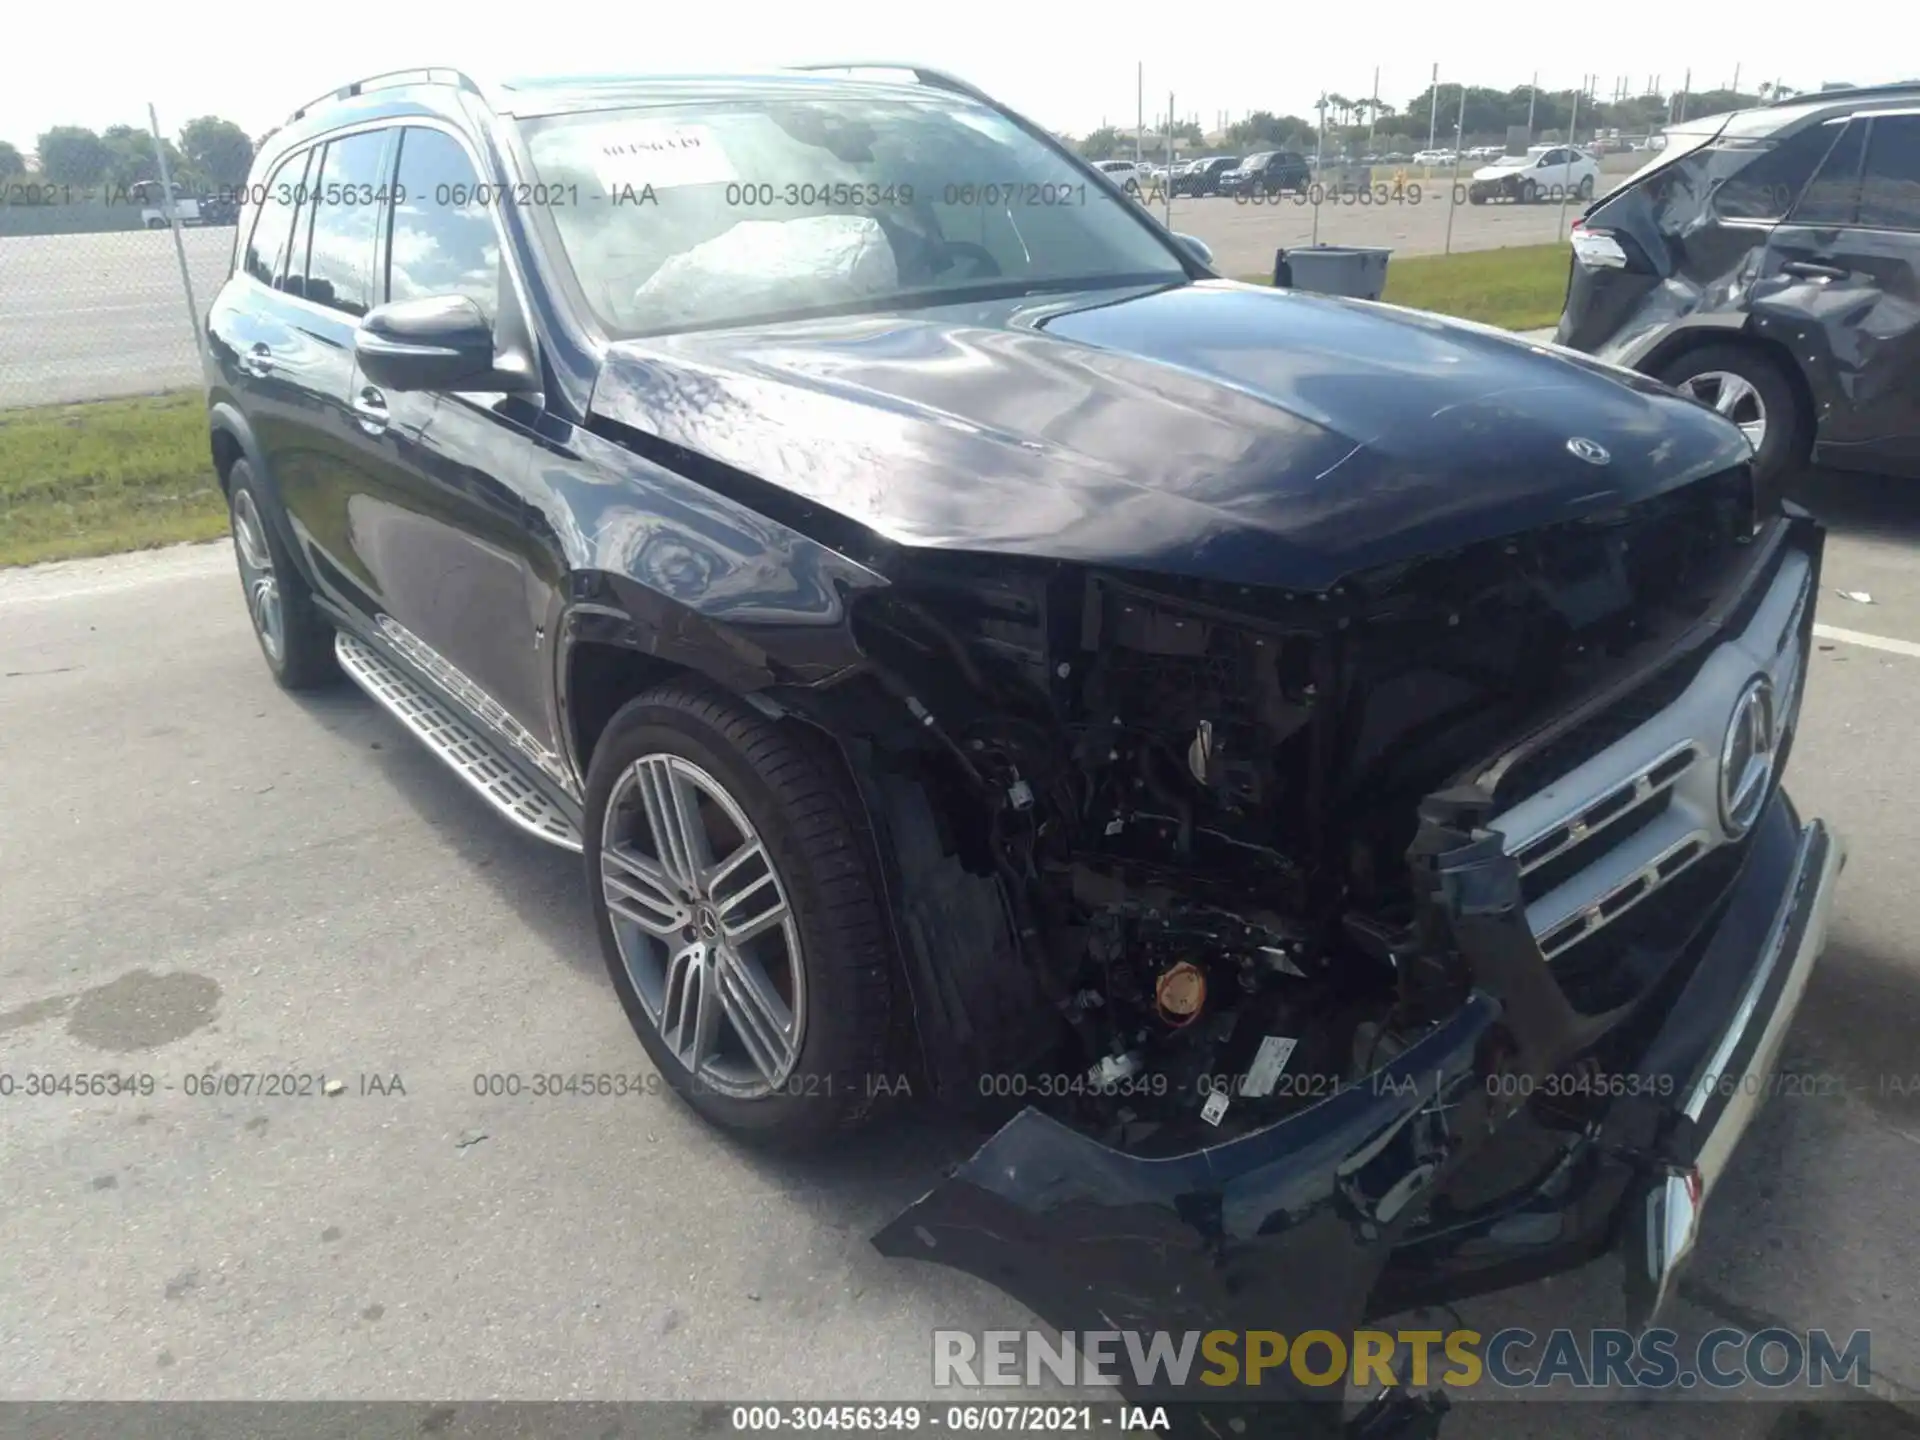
[1813,623,1920,660]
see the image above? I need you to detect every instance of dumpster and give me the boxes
[1272,245,1392,301]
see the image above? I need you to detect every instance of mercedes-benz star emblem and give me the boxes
[1566,437,1612,465]
[1719,675,1778,838]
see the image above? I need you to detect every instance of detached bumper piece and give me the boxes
[1627,816,1845,1326]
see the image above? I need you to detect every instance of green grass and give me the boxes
[0,244,1571,566]
[0,391,225,567]
[1379,243,1572,329]
[1244,241,1573,331]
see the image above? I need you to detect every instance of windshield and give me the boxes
[521,96,1186,335]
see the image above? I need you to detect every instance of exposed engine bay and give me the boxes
[839,468,1755,1153]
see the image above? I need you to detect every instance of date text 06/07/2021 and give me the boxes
[727,1404,1161,1433]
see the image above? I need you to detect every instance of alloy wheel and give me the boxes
[1681,370,1768,451]
[230,488,284,662]
[599,753,805,1098]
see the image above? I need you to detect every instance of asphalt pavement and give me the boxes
[3,472,1920,1436]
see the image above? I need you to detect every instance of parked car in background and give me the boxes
[199,192,242,226]
[132,180,203,229]
[1217,149,1309,196]
[1093,158,1143,196]
[1170,155,1241,196]
[1411,147,1457,167]
[1467,145,1599,203]
[1559,82,1920,488]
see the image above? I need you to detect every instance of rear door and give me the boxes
[1772,113,1920,472]
[211,147,320,515]
[1758,111,1920,475]
[270,126,398,610]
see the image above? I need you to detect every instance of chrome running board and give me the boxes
[336,632,583,853]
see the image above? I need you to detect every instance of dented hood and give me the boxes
[589,280,1753,590]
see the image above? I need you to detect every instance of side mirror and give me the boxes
[354,295,502,393]
[1175,233,1215,269]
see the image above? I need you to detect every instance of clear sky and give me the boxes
[4,0,1906,153]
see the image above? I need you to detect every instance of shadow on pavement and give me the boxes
[1788,468,1920,546]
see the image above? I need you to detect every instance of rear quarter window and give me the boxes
[1860,114,1920,230]
[1709,121,1845,221]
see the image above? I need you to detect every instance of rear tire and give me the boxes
[1656,343,1809,500]
[226,459,339,690]
[584,681,895,1149]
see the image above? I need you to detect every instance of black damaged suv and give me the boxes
[207,64,1841,1422]
[1558,83,1920,488]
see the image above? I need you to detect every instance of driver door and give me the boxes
[330,124,569,780]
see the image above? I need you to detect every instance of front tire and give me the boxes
[1578,174,1595,200]
[584,682,895,1148]
[1520,179,1540,203]
[1657,343,1809,499]
[226,460,338,690]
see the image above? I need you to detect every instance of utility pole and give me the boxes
[1121,64,1136,164]
[1444,84,1467,254]
[1731,62,1741,97]
[1312,93,1327,244]
[1367,65,1380,147]
[1557,82,1585,237]
[1527,70,1538,139]
[1429,63,1440,150]
[1166,93,1177,225]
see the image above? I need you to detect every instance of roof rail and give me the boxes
[1767,79,1920,107]
[786,62,995,107]
[287,67,486,124]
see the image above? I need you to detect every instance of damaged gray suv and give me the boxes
[1559,82,1920,488]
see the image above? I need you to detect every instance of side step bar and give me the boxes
[336,632,584,853]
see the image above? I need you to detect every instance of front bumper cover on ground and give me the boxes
[873,791,1841,1428]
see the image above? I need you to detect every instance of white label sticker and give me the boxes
[1240,1036,1299,1099]
[588,122,736,191]
[1200,1089,1230,1126]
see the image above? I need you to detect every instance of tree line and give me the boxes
[0,117,261,194]
[0,79,1829,185]
[1068,82,1811,159]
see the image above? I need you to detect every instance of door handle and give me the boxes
[240,342,275,377]
[353,385,390,436]
[1782,260,1848,281]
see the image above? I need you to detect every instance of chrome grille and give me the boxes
[1491,546,1813,963]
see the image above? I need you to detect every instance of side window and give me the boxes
[1716,122,1844,221]
[243,150,311,287]
[300,130,392,317]
[1859,115,1920,231]
[386,128,503,315]
[1790,121,1866,226]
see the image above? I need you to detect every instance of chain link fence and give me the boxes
[0,156,1622,412]
[0,73,1695,412]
